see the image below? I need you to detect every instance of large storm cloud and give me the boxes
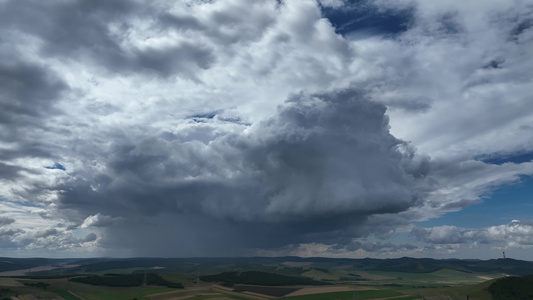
[47,89,426,256]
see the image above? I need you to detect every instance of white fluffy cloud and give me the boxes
[412,220,533,249]
[375,0,533,158]
[81,213,121,228]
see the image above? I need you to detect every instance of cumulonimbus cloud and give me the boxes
[47,89,428,255]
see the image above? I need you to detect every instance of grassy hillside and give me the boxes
[69,273,183,288]
[487,275,533,299]
[200,270,330,286]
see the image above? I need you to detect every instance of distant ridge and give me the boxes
[2,256,533,277]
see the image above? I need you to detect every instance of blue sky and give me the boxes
[1,0,533,259]
[419,175,533,228]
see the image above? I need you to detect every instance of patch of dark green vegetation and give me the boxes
[0,288,13,300]
[69,273,184,288]
[23,281,49,289]
[383,283,403,287]
[15,274,77,279]
[487,274,533,300]
[275,267,306,277]
[312,267,330,273]
[200,271,330,286]
[234,284,300,297]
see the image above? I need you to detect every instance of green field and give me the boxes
[362,268,488,287]
[408,279,494,300]
[0,275,498,300]
[93,267,147,275]
[76,287,175,300]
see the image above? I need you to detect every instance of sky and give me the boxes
[1,0,533,260]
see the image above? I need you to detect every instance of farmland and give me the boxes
[1,256,532,299]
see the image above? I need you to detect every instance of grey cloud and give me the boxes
[82,232,97,243]
[0,59,66,126]
[0,48,69,170]
[85,100,120,116]
[33,228,58,239]
[160,125,226,144]
[411,226,473,244]
[35,210,54,220]
[357,213,416,239]
[161,1,277,46]
[0,217,15,226]
[483,58,504,70]
[0,142,57,163]
[434,11,464,35]
[61,232,99,248]
[509,17,533,41]
[236,90,420,220]
[1,0,135,57]
[66,224,81,231]
[342,240,418,252]
[132,42,215,79]
[0,228,23,237]
[1,0,214,79]
[0,162,27,181]
[158,13,204,31]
